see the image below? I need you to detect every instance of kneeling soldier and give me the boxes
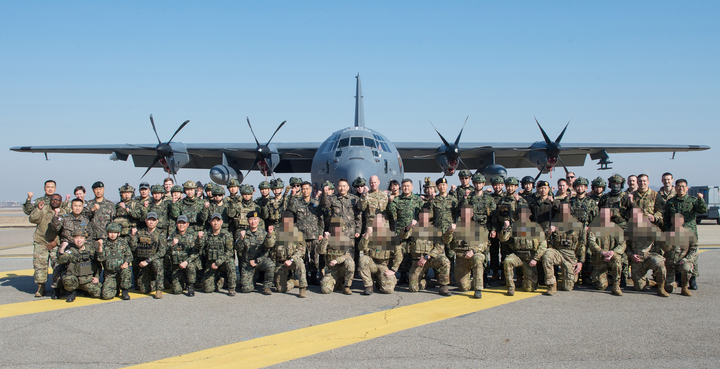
[320,217,355,295]
[448,205,488,298]
[542,203,586,295]
[406,209,452,296]
[587,208,626,296]
[626,208,668,297]
[661,214,697,296]
[58,230,101,302]
[501,206,547,295]
[168,215,202,296]
[97,223,133,300]
[130,212,167,299]
[358,213,403,295]
[272,212,307,297]
[238,211,275,294]
[201,213,236,295]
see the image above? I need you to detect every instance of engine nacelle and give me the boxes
[525,151,554,173]
[435,152,459,176]
[477,164,507,181]
[209,165,243,186]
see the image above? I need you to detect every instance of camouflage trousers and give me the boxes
[665,257,695,291]
[101,268,132,300]
[630,253,666,291]
[692,257,699,278]
[320,257,355,294]
[305,239,322,274]
[169,262,197,294]
[134,258,164,293]
[203,260,236,293]
[590,253,622,290]
[409,255,450,292]
[503,253,538,291]
[542,249,579,291]
[240,257,274,293]
[274,259,308,292]
[454,251,486,291]
[358,255,397,294]
[32,242,58,284]
[62,274,101,297]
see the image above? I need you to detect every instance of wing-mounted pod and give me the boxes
[210,153,244,185]
[477,164,508,181]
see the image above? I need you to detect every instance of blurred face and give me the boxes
[461,207,473,223]
[369,176,380,191]
[120,192,132,201]
[153,193,164,201]
[662,174,673,188]
[337,181,349,196]
[283,216,294,230]
[600,207,611,223]
[44,182,56,196]
[374,213,385,228]
[108,231,119,241]
[71,201,83,215]
[75,189,86,200]
[185,188,195,199]
[228,186,239,196]
[638,176,649,191]
[675,182,688,197]
[172,192,182,201]
[419,211,429,226]
[176,221,188,233]
[459,176,470,186]
[139,188,149,198]
[260,188,270,197]
[211,218,223,230]
[301,184,312,198]
[93,187,104,199]
[145,218,158,229]
[401,181,413,195]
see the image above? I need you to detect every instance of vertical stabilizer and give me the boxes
[354,73,365,128]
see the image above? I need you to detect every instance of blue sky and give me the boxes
[1,1,718,201]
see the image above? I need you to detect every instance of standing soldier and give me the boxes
[421,177,437,202]
[567,177,598,285]
[203,186,230,231]
[237,211,276,295]
[451,169,474,203]
[501,206,547,295]
[663,179,706,290]
[285,177,304,209]
[162,178,175,200]
[598,174,632,286]
[447,205,488,298]
[87,181,116,241]
[136,182,151,203]
[200,213,236,295]
[426,177,458,281]
[387,179,424,284]
[264,179,286,231]
[62,186,89,217]
[320,178,362,243]
[170,185,183,204]
[29,193,65,297]
[57,230,102,302]
[629,174,662,228]
[494,177,526,281]
[255,180,273,226]
[464,173,497,288]
[114,184,147,241]
[626,175,638,194]
[320,217,355,295]
[588,177,606,205]
[171,180,208,233]
[167,215,202,296]
[541,203,586,295]
[203,183,215,201]
[272,212,308,297]
[358,175,389,224]
[661,213,697,296]
[626,208,668,297]
[357,213,402,295]
[146,185,171,233]
[405,209,452,296]
[225,179,242,204]
[287,181,325,286]
[655,172,676,212]
[97,223,133,300]
[519,176,535,202]
[487,176,506,281]
[228,184,262,240]
[130,212,167,299]
[527,180,557,233]
[555,179,571,202]
[23,180,57,215]
[587,208,626,296]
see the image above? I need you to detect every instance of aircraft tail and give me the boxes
[354,73,365,128]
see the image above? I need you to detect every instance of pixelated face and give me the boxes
[211,217,223,230]
[71,201,84,215]
[370,176,380,191]
[260,188,270,197]
[374,213,386,228]
[662,174,674,187]
[638,176,649,191]
[228,186,239,195]
[172,192,182,202]
[139,188,149,198]
[301,184,312,197]
[93,186,104,198]
[337,181,349,196]
[518,207,531,221]
[461,206,473,223]
[184,188,195,198]
[282,215,294,230]
[631,207,644,222]
[120,192,132,201]
[675,182,688,197]
[401,181,413,195]
[673,213,684,231]
[419,210,430,226]
[176,221,188,233]
[108,231,119,241]
[459,176,470,186]
[506,184,518,194]
[560,203,571,217]
[145,218,158,229]
[492,183,504,194]
[50,195,63,209]
[247,216,259,229]
[44,182,56,195]
[600,207,611,222]
[75,189,86,200]
[73,235,86,247]
[537,186,549,197]
[153,193,164,201]
[437,182,448,194]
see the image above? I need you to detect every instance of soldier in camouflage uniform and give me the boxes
[287,181,325,286]
[146,185,172,233]
[203,186,230,231]
[451,169,474,204]
[320,217,355,295]
[321,178,362,240]
[487,175,505,280]
[285,177,304,210]
[200,213,236,295]
[660,213,697,296]
[51,198,90,247]
[626,208,669,297]
[405,209,452,295]
[237,211,276,294]
[163,178,175,200]
[589,177,606,205]
[167,215,202,296]
[519,176,535,203]
[170,184,184,203]
[447,205,488,298]
[542,203,586,295]
[387,179,424,284]
[421,177,436,202]
[228,184,262,240]
[203,183,215,201]
[255,181,273,225]
[23,180,57,216]
[136,182,151,204]
[426,177,459,282]
[97,223,133,300]
[29,194,65,297]
[264,179,287,231]
[567,177,599,285]
[629,174,662,228]
[272,212,308,297]
[493,177,526,281]
[87,181,116,241]
[598,175,632,286]
[58,230,102,302]
[171,180,208,232]
[501,206,547,295]
[114,184,147,240]
[527,180,557,233]
[130,212,167,299]
[357,213,403,295]
[655,172,676,213]
[587,208,626,296]
[358,175,389,224]
[663,179,706,290]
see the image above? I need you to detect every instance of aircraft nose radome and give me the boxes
[335,159,376,183]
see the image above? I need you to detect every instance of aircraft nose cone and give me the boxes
[335,159,376,183]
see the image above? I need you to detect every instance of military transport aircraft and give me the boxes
[10,74,709,189]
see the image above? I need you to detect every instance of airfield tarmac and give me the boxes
[1,213,719,368]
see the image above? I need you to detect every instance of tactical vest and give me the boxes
[104,246,125,273]
[170,241,189,265]
[273,243,296,262]
[412,239,434,255]
[367,248,394,260]
[513,238,537,261]
[550,231,579,251]
[570,200,590,224]
[72,251,94,284]
[205,236,225,262]
[135,236,157,259]
[267,198,283,224]
[326,246,347,258]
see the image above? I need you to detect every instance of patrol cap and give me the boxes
[183,180,197,190]
[472,173,486,184]
[106,223,122,233]
[573,177,589,187]
[520,176,535,185]
[246,211,259,219]
[258,181,271,190]
[271,178,284,189]
[458,169,472,178]
[176,215,188,223]
[227,179,241,188]
[592,176,607,188]
[204,183,214,191]
[504,177,519,186]
[211,186,225,196]
[151,184,166,194]
[139,182,151,190]
[536,180,550,188]
[210,213,223,221]
[240,184,254,195]
[323,181,335,190]
[608,174,625,185]
[171,185,183,193]
[435,177,448,186]
[490,177,504,185]
[352,177,366,188]
[146,212,158,220]
[119,183,135,193]
[289,177,303,186]
[91,181,104,189]
[71,229,88,238]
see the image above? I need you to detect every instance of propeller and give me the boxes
[139,114,190,182]
[531,117,571,180]
[243,117,287,180]
[413,117,490,173]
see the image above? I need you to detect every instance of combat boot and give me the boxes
[439,285,450,296]
[262,287,272,295]
[544,283,557,296]
[154,290,163,299]
[362,287,373,295]
[473,290,482,299]
[35,284,45,298]
[507,286,515,296]
[51,286,64,299]
[66,290,76,303]
[216,277,225,292]
[689,276,698,290]
[228,288,236,296]
[298,287,307,298]
[121,289,131,300]
[343,286,352,295]
[187,285,195,297]
[522,280,534,292]
[655,274,669,297]
[611,281,623,296]
[681,276,692,297]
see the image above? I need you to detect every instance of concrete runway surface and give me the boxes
[1,225,718,368]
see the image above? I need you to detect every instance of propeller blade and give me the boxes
[557,155,570,174]
[534,117,552,144]
[454,116,469,146]
[140,155,162,179]
[243,158,259,182]
[554,120,570,143]
[458,157,469,169]
[168,120,190,143]
[534,158,548,181]
[429,121,451,148]
[149,114,161,144]
[265,120,287,146]
[246,117,261,147]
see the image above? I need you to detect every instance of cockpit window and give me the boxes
[373,134,385,142]
[338,138,349,148]
[350,137,364,146]
[364,138,377,148]
[323,140,337,153]
[380,142,390,152]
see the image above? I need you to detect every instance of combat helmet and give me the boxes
[608,174,626,186]
[573,177,589,187]
[151,184,166,194]
[458,169,473,178]
[106,222,122,233]
[271,178,285,189]
[171,185,183,193]
[591,176,607,188]
[472,173,486,184]
[211,186,225,196]
[490,176,504,185]
[258,181,271,190]
[119,183,135,193]
[183,180,197,190]
[521,176,535,185]
[240,184,254,195]
[289,177,303,186]
[227,179,241,188]
[504,177,519,186]
[352,177,366,188]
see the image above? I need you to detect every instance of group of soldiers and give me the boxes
[24,169,706,302]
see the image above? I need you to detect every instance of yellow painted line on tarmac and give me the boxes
[0,268,53,280]
[0,243,32,250]
[0,291,151,319]
[128,288,541,369]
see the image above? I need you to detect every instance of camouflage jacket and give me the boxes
[358,190,389,222]
[200,229,234,267]
[264,195,286,228]
[462,191,497,231]
[388,193,424,234]
[147,199,172,232]
[29,205,65,246]
[203,201,230,230]
[547,227,586,263]
[495,193,526,227]
[527,194,558,231]
[272,226,306,263]
[500,227,547,262]
[287,197,324,240]
[598,192,632,230]
[58,244,99,281]
[87,198,116,240]
[663,194,707,237]
[238,227,275,262]
[51,213,90,244]
[426,194,458,233]
[655,187,677,213]
[227,199,261,231]
[402,225,452,259]
[451,184,474,204]
[171,197,208,231]
[62,199,91,218]
[320,192,362,238]
[632,189,662,226]
[567,195,598,226]
[357,222,403,271]
[23,194,52,215]
[447,222,489,254]
[660,228,697,264]
[255,195,272,221]
[114,199,147,236]
[130,227,167,262]
[97,238,133,273]
[587,231,626,258]
[166,228,201,266]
